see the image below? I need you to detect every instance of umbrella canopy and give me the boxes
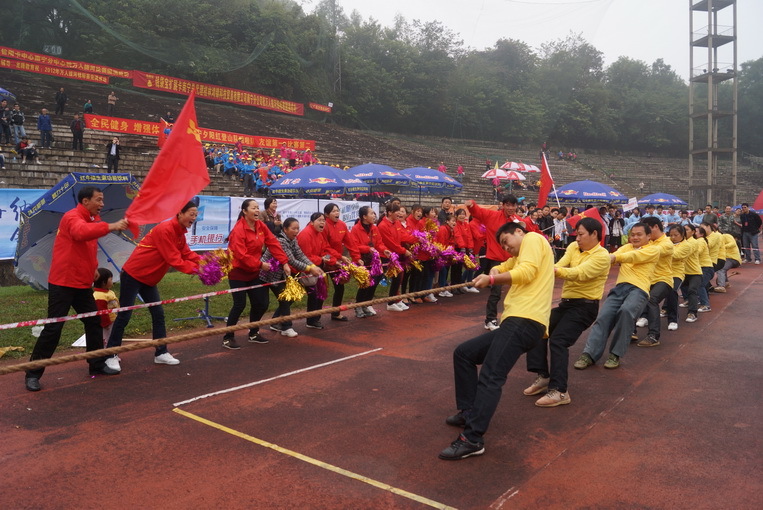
[501,161,539,172]
[637,193,688,206]
[550,180,628,204]
[399,167,463,195]
[268,164,370,196]
[14,173,146,290]
[0,87,16,103]
[481,168,510,179]
[504,170,526,181]
[348,163,417,191]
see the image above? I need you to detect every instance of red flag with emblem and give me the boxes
[537,153,554,209]
[567,207,607,246]
[126,89,209,236]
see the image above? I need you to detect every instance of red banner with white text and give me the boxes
[84,114,315,150]
[0,46,130,78]
[132,71,304,116]
[0,58,110,84]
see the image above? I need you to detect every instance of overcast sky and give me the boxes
[312,0,763,81]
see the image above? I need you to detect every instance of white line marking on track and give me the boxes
[173,347,383,407]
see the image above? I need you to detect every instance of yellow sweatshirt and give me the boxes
[671,239,692,279]
[613,242,659,294]
[555,242,611,300]
[683,237,702,275]
[649,234,675,286]
[706,231,722,263]
[722,233,741,263]
[696,238,712,268]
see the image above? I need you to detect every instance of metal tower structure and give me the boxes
[689,0,738,207]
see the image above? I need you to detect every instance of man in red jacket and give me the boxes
[466,194,540,331]
[25,187,128,392]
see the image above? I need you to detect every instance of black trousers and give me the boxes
[526,300,599,392]
[306,285,324,326]
[646,281,672,339]
[331,278,345,317]
[27,284,106,379]
[72,132,84,150]
[483,259,502,322]
[225,278,268,338]
[106,155,119,173]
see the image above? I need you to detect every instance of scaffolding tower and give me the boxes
[689,0,738,207]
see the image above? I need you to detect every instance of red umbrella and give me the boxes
[504,170,526,181]
[481,168,510,179]
[500,161,539,172]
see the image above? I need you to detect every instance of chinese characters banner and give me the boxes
[0,189,46,260]
[308,102,332,113]
[0,58,110,84]
[0,46,131,78]
[84,114,315,150]
[132,71,304,116]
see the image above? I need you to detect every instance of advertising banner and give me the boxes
[0,46,131,78]
[0,58,110,84]
[308,102,332,113]
[0,189,45,260]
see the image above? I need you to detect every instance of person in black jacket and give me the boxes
[70,113,85,150]
[55,87,68,115]
[739,203,762,264]
[105,136,121,172]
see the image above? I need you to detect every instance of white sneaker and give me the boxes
[484,320,499,331]
[635,318,648,328]
[667,322,678,331]
[364,306,377,316]
[423,294,438,303]
[756,260,761,265]
[387,303,404,312]
[154,353,180,365]
[280,328,298,337]
[465,286,480,293]
[397,301,410,310]
[438,290,454,298]
[105,356,121,372]
[678,302,688,308]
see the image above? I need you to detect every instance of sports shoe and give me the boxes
[397,301,410,310]
[637,334,660,347]
[364,306,377,316]
[668,322,678,331]
[523,375,550,396]
[535,389,571,407]
[438,290,454,298]
[630,333,639,341]
[465,286,480,293]
[756,260,760,265]
[573,353,594,370]
[484,320,499,331]
[105,356,122,371]
[698,305,711,313]
[438,434,485,460]
[269,325,283,332]
[25,377,41,392]
[248,332,269,344]
[423,294,438,303]
[635,317,648,328]
[678,302,689,308]
[305,322,324,330]
[355,308,367,318]
[603,353,620,369]
[154,353,180,365]
[222,338,241,350]
[660,309,667,318]
[685,313,698,323]
[445,410,470,428]
[386,303,405,312]
[713,286,726,293]
[280,328,298,337]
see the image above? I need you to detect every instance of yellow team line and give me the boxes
[172,408,457,510]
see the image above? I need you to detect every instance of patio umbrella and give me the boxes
[481,168,510,179]
[399,167,463,201]
[500,161,539,172]
[637,193,687,206]
[504,170,526,181]
[550,180,627,204]
[268,164,370,197]
[14,173,146,290]
[0,87,16,103]
[349,163,417,192]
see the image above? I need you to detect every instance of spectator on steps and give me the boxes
[105,136,120,173]
[10,104,26,144]
[15,137,40,164]
[54,87,68,115]
[83,99,93,114]
[107,91,118,116]
[37,108,53,148]
[0,99,12,144]
[70,113,85,151]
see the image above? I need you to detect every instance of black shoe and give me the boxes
[306,322,324,330]
[89,365,120,376]
[445,410,470,428]
[439,434,485,460]
[25,377,41,392]
[248,332,268,344]
[223,338,241,350]
[331,315,349,322]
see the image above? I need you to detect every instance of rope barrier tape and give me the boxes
[0,282,473,376]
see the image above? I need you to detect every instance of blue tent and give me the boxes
[14,173,146,290]
[268,165,370,196]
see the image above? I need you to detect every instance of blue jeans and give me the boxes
[582,283,648,362]
[742,232,760,262]
[12,124,26,144]
[698,267,714,306]
[453,317,545,444]
[107,271,168,356]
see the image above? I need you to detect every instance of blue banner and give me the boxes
[0,189,45,260]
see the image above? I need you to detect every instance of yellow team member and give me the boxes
[636,216,674,347]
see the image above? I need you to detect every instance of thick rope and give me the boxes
[0,282,473,376]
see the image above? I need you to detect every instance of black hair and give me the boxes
[629,222,648,235]
[282,217,299,230]
[310,212,325,222]
[77,186,101,203]
[237,199,256,220]
[179,201,197,214]
[441,196,453,204]
[359,205,373,219]
[577,217,602,241]
[264,197,277,210]
[495,221,527,242]
[410,204,423,214]
[323,202,339,215]
[422,206,436,217]
[642,216,663,232]
[385,203,401,215]
[684,222,697,233]
[558,206,568,216]
[94,267,113,288]
[668,224,685,240]
[501,194,518,205]
[455,208,467,218]
[741,203,749,207]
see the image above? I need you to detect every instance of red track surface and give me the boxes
[1,266,761,509]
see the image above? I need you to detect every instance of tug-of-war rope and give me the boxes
[0,282,472,376]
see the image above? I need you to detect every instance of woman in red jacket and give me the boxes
[435,212,465,297]
[105,201,202,371]
[223,199,290,349]
[322,203,361,321]
[452,208,474,294]
[297,212,340,329]
[349,206,390,318]
[377,202,416,311]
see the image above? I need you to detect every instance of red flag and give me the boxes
[567,207,606,246]
[537,153,554,209]
[157,118,172,148]
[126,90,209,236]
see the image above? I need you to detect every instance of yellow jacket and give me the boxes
[555,242,611,300]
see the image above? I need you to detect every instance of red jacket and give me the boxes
[455,221,473,250]
[467,203,539,261]
[123,218,201,286]
[349,221,388,257]
[323,217,360,262]
[469,218,486,254]
[435,223,465,249]
[406,214,423,232]
[48,203,110,288]
[298,224,339,267]
[377,216,416,255]
[226,217,288,281]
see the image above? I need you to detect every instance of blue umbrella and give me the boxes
[638,193,687,206]
[550,180,627,204]
[399,167,463,195]
[0,87,16,103]
[268,164,370,196]
[14,173,146,290]
[349,163,417,189]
